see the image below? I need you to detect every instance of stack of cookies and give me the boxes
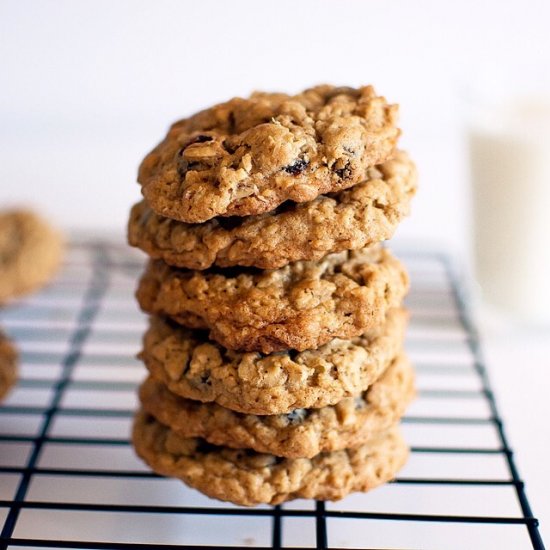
[128,85,417,506]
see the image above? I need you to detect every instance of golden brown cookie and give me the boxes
[0,210,63,304]
[136,246,408,353]
[140,308,407,415]
[138,85,400,223]
[0,330,18,401]
[139,353,414,459]
[129,151,417,270]
[133,411,408,506]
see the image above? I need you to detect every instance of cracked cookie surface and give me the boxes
[129,150,416,270]
[0,210,64,304]
[0,331,17,401]
[136,246,409,353]
[138,85,400,223]
[140,308,407,415]
[133,411,408,506]
[139,353,414,459]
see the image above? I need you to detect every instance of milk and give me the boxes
[469,99,550,321]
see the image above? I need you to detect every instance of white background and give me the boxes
[1,0,549,544]
[3,0,550,254]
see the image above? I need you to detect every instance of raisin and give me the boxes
[284,159,309,175]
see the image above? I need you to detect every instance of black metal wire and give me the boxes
[316,500,328,549]
[440,254,546,550]
[272,505,282,549]
[0,245,110,550]
[0,244,544,550]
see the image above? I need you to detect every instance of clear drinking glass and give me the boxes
[466,73,550,322]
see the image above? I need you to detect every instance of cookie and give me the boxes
[0,330,18,401]
[0,210,63,304]
[139,353,414,459]
[133,411,408,506]
[140,308,407,415]
[129,151,417,270]
[138,85,400,223]
[136,246,408,353]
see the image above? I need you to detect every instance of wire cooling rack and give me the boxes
[0,241,545,550]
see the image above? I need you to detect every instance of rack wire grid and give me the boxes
[0,240,545,550]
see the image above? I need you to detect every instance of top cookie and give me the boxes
[0,210,64,304]
[138,85,400,223]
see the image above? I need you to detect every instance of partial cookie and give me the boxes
[136,246,408,353]
[0,210,63,304]
[138,85,400,223]
[139,353,414,459]
[0,331,18,401]
[129,151,417,270]
[140,308,407,415]
[133,412,408,506]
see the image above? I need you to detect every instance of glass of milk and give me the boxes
[468,84,550,322]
